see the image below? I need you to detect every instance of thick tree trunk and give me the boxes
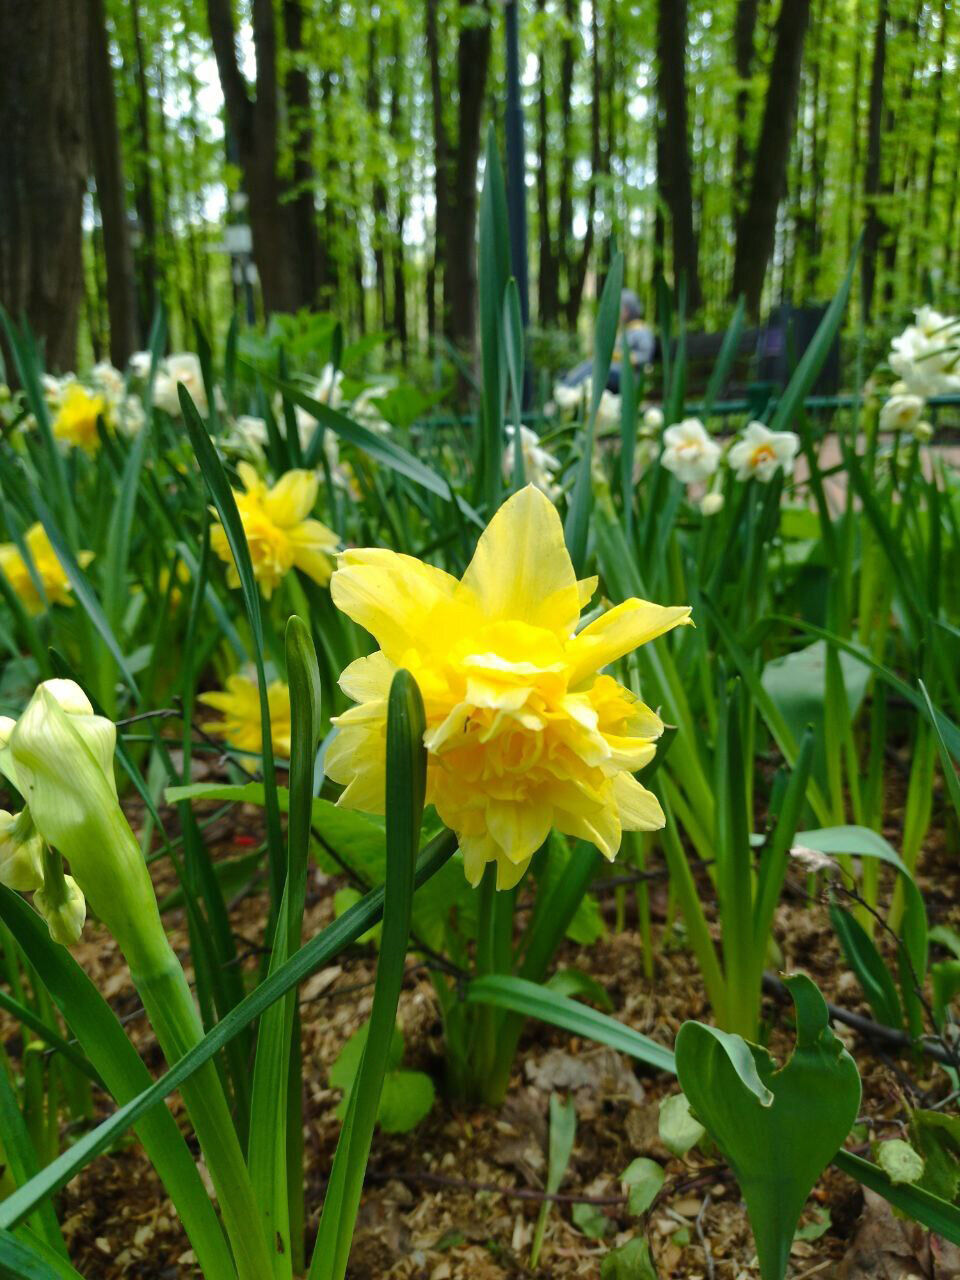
[656,0,702,310]
[89,0,139,365]
[731,0,812,317]
[0,0,88,372]
[283,0,320,307]
[861,0,888,324]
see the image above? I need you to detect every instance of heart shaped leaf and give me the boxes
[675,973,861,1280]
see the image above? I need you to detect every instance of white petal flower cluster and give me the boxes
[889,306,960,397]
[502,425,561,498]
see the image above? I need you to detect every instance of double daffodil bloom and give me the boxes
[0,523,93,615]
[211,463,339,598]
[199,673,292,758]
[328,485,691,889]
[52,383,107,454]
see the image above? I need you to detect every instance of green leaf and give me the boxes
[547,968,615,1012]
[329,1023,404,1119]
[622,1158,665,1216]
[658,1093,706,1157]
[310,670,428,1280]
[0,1227,85,1280]
[829,902,904,1030]
[377,1071,436,1134]
[565,251,624,574]
[909,1110,960,1203]
[599,1236,659,1279]
[478,125,510,512]
[833,1150,960,1242]
[675,974,861,1280]
[465,975,676,1075]
[572,1201,612,1239]
[876,1139,925,1186]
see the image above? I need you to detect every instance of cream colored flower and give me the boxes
[879,393,924,432]
[661,419,721,485]
[699,492,724,517]
[154,353,208,416]
[502,426,561,498]
[728,421,799,483]
[889,307,960,397]
[641,406,664,436]
[34,873,86,945]
[0,808,44,891]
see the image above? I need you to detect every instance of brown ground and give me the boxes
[3,771,958,1280]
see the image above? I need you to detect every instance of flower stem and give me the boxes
[135,954,274,1280]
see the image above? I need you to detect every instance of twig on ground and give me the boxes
[695,1192,715,1280]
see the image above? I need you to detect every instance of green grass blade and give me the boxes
[466,975,675,1074]
[833,1150,960,1243]
[310,671,427,1280]
[248,617,323,1276]
[0,1062,66,1257]
[478,124,511,513]
[179,383,286,910]
[564,250,624,574]
[0,1228,85,1280]
[0,889,232,1279]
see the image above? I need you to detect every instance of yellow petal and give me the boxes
[567,598,693,687]
[577,575,599,608]
[264,469,319,526]
[458,485,581,637]
[327,702,388,812]
[331,549,460,662]
[484,799,553,866]
[496,854,531,890]
[338,650,396,703]
[236,461,265,497]
[614,772,665,832]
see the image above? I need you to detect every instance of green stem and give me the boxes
[135,954,274,1280]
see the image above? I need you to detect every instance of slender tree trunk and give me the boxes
[388,18,408,351]
[128,0,159,339]
[0,0,88,372]
[556,0,577,304]
[207,0,320,314]
[732,0,760,232]
[861,0,888,324]
[656,0,702,310]
[535,0,559,326]
[731,0,812,317]
[917,0,949,286]
[283,0,320,306]
[565,0,603,325]
[88,0,139,365]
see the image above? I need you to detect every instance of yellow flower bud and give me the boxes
[913,420,934,442]
[0,808,44,891]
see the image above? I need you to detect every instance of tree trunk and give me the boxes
[283,0,320,307]
[535,0,559,326]
[565,0,603,326]
[88,0,139,365]
[861,0,888,324]
[426,0,492,351]
[732,0,760,230]
[128,0,160,339]
[207,0,320,315]
[731,0,812,317]
[0,0,88,372]
[388,18,408,351]
[917,0,949,286]
[656,0,702,310]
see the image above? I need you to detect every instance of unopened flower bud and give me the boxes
[699,492,725,517]
[34,871,86,946]
[913,420,934,442]
[10,680,169,972]
[0,808,44,891]
[641,406,664,436]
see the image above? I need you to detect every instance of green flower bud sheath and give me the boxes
[11,685,273,1280]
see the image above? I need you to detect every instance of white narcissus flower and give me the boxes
[128,351,153,379]
[154,353,208,416]
[660,418,721,485]
[728,421,799,483]
[879,393,924,432]
[313,364,343,408]
[91,362,126,402]
[502,425,561,498]
[641,406,664,436]
[553,382,585,413]
[699,492,725,517]
[595,389,622,431]
[8,680,170,969]
[889,307,960,397]
[34,873,86,945]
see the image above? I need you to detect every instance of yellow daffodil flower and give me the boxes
[52,383,107,454]
[199,673,292,758]
[328,485,691,889]
[210,463,339,598]
[0,523,93,616]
